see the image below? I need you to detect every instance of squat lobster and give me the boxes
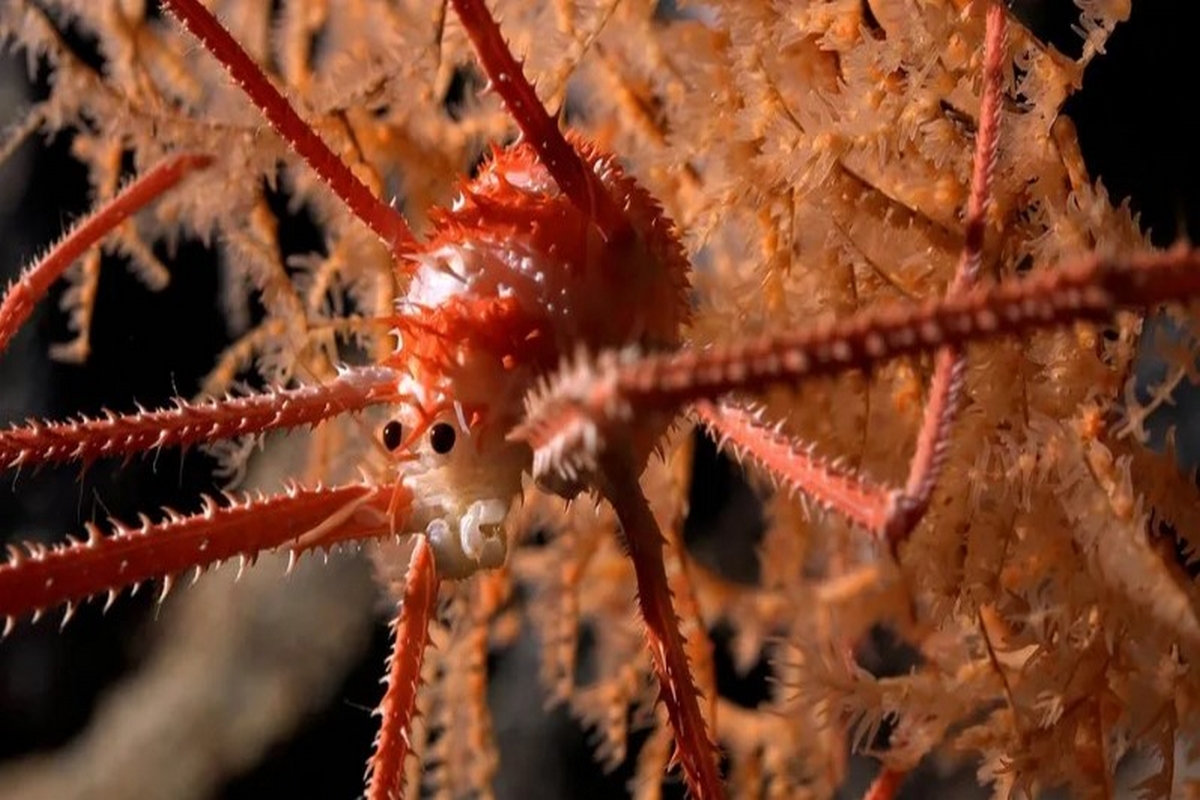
[1,1,1199,797]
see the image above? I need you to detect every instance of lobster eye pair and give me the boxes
[382,420,456,455]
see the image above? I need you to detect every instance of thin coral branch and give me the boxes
[515,245,1200,488]
[598,449,725,800]
[0,366,400,470]
[0,105,44,168]
[448,0,630,242]
[159,0,416,258]
[0,481,399,632]
[367,537,439,800]
[0,153,212,359]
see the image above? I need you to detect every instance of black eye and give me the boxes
[382,420,404,451]
[429,422,456,454]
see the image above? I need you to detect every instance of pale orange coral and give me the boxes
[0,1,1198,798]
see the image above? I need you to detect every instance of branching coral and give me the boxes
[1,1,1198,797]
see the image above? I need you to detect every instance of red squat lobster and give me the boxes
[2,1,1200,797]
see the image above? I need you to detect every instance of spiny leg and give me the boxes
[689,1,1009,552]
[513,244,1200,481]
[0,470,398,793]
[448,0,630,242]
[2,0,415,363]
[367,536,440,800]
[0,363,406,628]
[160,0,416,258]
[598,448,725,800]
[884,0,1007,551]
[0,365,399,469]
[0,480,404,631]
[689,400,894,533]
[0,153,212,358]
[447,0,724,794]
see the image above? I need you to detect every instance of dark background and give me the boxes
[0,1,1198,797]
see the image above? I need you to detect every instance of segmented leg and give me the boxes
[883,1,1007,549]
[447,0,630,242]
[514,243,1200,487]
[0,153,212,357]
[599,448,725,800]
[689,1,1008,550]
[160,0,415,258]
[367,536,440,800]
[0,366,399,469]
[689,400,894,533]
[0,361,409,629]
[0,481,406,632]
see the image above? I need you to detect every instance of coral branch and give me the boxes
[160,0,416,258]
[599,452,725,800]
[0,153,212,359]
[367,537,439,800]
[0,366,399,470]
[448,0,630,242]
[515,245,1200,487]
[0,482,398,631]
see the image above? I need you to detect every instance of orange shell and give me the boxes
[387,135,691,437]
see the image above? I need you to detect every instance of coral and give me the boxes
[1,0,1198,797]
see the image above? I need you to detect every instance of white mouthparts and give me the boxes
[460,499,508,562]
[424,498,510,579]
